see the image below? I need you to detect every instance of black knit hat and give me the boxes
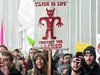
[83,46,96,59]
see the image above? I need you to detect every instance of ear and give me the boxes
[46,8,48,11]
[53,8,55,11]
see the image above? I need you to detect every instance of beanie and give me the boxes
[83,46,96,59]
[20,59,28,71]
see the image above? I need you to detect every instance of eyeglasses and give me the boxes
[30,52,34,54]
[64,57,71,60]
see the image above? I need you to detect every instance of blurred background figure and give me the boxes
[20,60,28,75]
[27,48,37,70]
[0,45,8,52]
[11,56,23,72]
[14,49,20,57]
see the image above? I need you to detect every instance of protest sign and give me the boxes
[96,34,100,64]
[75,42,91,54]
[34,0,69,50]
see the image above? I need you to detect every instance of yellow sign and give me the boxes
[75,42,91,54]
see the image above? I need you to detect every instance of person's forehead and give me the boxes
[64,55,71,57]
[36,56,43,59]
[72,57,76,61]
[85,53,92,56]
[0,54,10,59]
[0,47,6,50]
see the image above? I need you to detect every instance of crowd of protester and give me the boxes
[0,45,100,75]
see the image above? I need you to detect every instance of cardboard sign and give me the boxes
[34,0,69,49]
[75,42,91,54]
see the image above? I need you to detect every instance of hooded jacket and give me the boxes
[27,51,47,75]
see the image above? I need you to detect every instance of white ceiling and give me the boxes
[18,0,35,28]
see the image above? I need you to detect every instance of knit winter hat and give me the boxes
[83,46,96,59]
[20,59,28,71]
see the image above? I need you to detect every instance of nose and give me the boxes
[38,59,41,62]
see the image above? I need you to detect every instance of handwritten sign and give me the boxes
[34,0,69,50]
[75,42,91,54]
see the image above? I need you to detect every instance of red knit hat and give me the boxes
[20,59,28,71]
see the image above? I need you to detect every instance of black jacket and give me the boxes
[91,62,100,75]
[27,59,33,70]
[0,70,4,75]
[81,59,100,75]
[8,68,22,75]
[0,68,22,75]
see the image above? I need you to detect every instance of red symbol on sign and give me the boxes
[38,8,63,40]
[97,43,100,54]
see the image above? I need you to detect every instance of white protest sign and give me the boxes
[34,0,69,50]
[96,34,100,64]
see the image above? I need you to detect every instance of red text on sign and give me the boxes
[57,2,66,6]
[35,2,49,7]
[40,44,62,49]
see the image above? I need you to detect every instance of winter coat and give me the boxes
[83,62,100,75]
[0,70,4,75]
[27,59,33,70]
[8,68,22,75]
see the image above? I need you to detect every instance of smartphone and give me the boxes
[76,52,82,58]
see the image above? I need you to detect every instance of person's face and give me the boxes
[0,53,12,70]
[84,53,95,66]
[29,49,36,59]
[14,51,19,56]
[35,56,44,69]
[21,65,27,75]
[0,47,6,52]
[63,55,71,64]
[71,58,81,72]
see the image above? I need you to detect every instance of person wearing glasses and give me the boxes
[65,55,84,75]
[57,53,72,74]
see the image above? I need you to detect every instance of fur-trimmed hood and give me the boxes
[32,51,47,68]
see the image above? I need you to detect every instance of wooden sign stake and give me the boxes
[48,49,52,75]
